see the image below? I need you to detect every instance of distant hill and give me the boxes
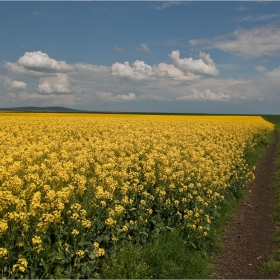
[0,106,85,112]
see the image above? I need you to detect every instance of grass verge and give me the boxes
[260,115,280,277]
[99,117,274,279]
[101,230,210,279]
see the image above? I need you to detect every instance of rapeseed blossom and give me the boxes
[96,248,105,257]
[0,248,8,258]
[12,258,28,273]
[76,250,85,258]
[0,113,274,278]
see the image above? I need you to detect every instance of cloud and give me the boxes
[0,75,27,91]
[164,39,183,47]
[74,63,110,75]
[255,66,267,72]
[216,63,240,71]
[111,60,167,81]
[158,63,201,80]
[152,1,185,11]
[33,12,42,16]
[97,91,137,102]
[5,62,56,77]
[236,4,249,12]
[235,2,268,12]
[96,92,114,101]
[189,25,280,57]
[18,51,75,73]
[169,50,219,76]
[114,46,128,53]
[266,67,280,77]
[115,92,136,101]
[13,91,78,106]
[70,63,113,95]
[177,89,230,101]
[237,14,278,22]
[37,74,72,94]
[5,52,76,95]
[134,43,152,54]
[4,49,280,112]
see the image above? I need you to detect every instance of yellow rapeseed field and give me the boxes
[0,113,274,278]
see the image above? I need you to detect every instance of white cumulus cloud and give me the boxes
[158,63,201,81]
[37,74,72,94]
[0,75,27,91]
[74,63,110,75]
[178,88,230,101]
[115,92,137,101]
[169,50,219,76]
[112,60,166,81]
[97,92,137,102]
[5,62,56,77]
[18,51,75,73]
[134,43,152,54]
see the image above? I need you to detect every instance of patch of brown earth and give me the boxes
[212,132,279,279]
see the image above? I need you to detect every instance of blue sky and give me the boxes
[1,1,280,114]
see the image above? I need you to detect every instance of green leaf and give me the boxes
[189,241,196,249]
[205,224,210,231]
[89,252,96,260]
[50,251,66,261]
[78,241,92,246]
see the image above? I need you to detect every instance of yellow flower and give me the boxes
[174,200,179,206]
[76,250,85,258]
[105,218,116,227]
[64,243,69,251]
[0,220,8,235]
[32,236,42,245]
[0,112,273,270]
[100,201,106,207]
[122,225,128,232]
[12,258,28,273]
[96,248,105,257]
[71,213,80,221]
[82,219,91,228]
[0,248,8,258]
[71,229,79,236]
[140,200,146,206]
[129,220,137,226]
[114,205,125,214]
[80,209,87,217]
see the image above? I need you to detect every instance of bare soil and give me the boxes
[212,132,279,279]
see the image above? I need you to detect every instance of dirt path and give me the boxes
[212,132,279,279]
